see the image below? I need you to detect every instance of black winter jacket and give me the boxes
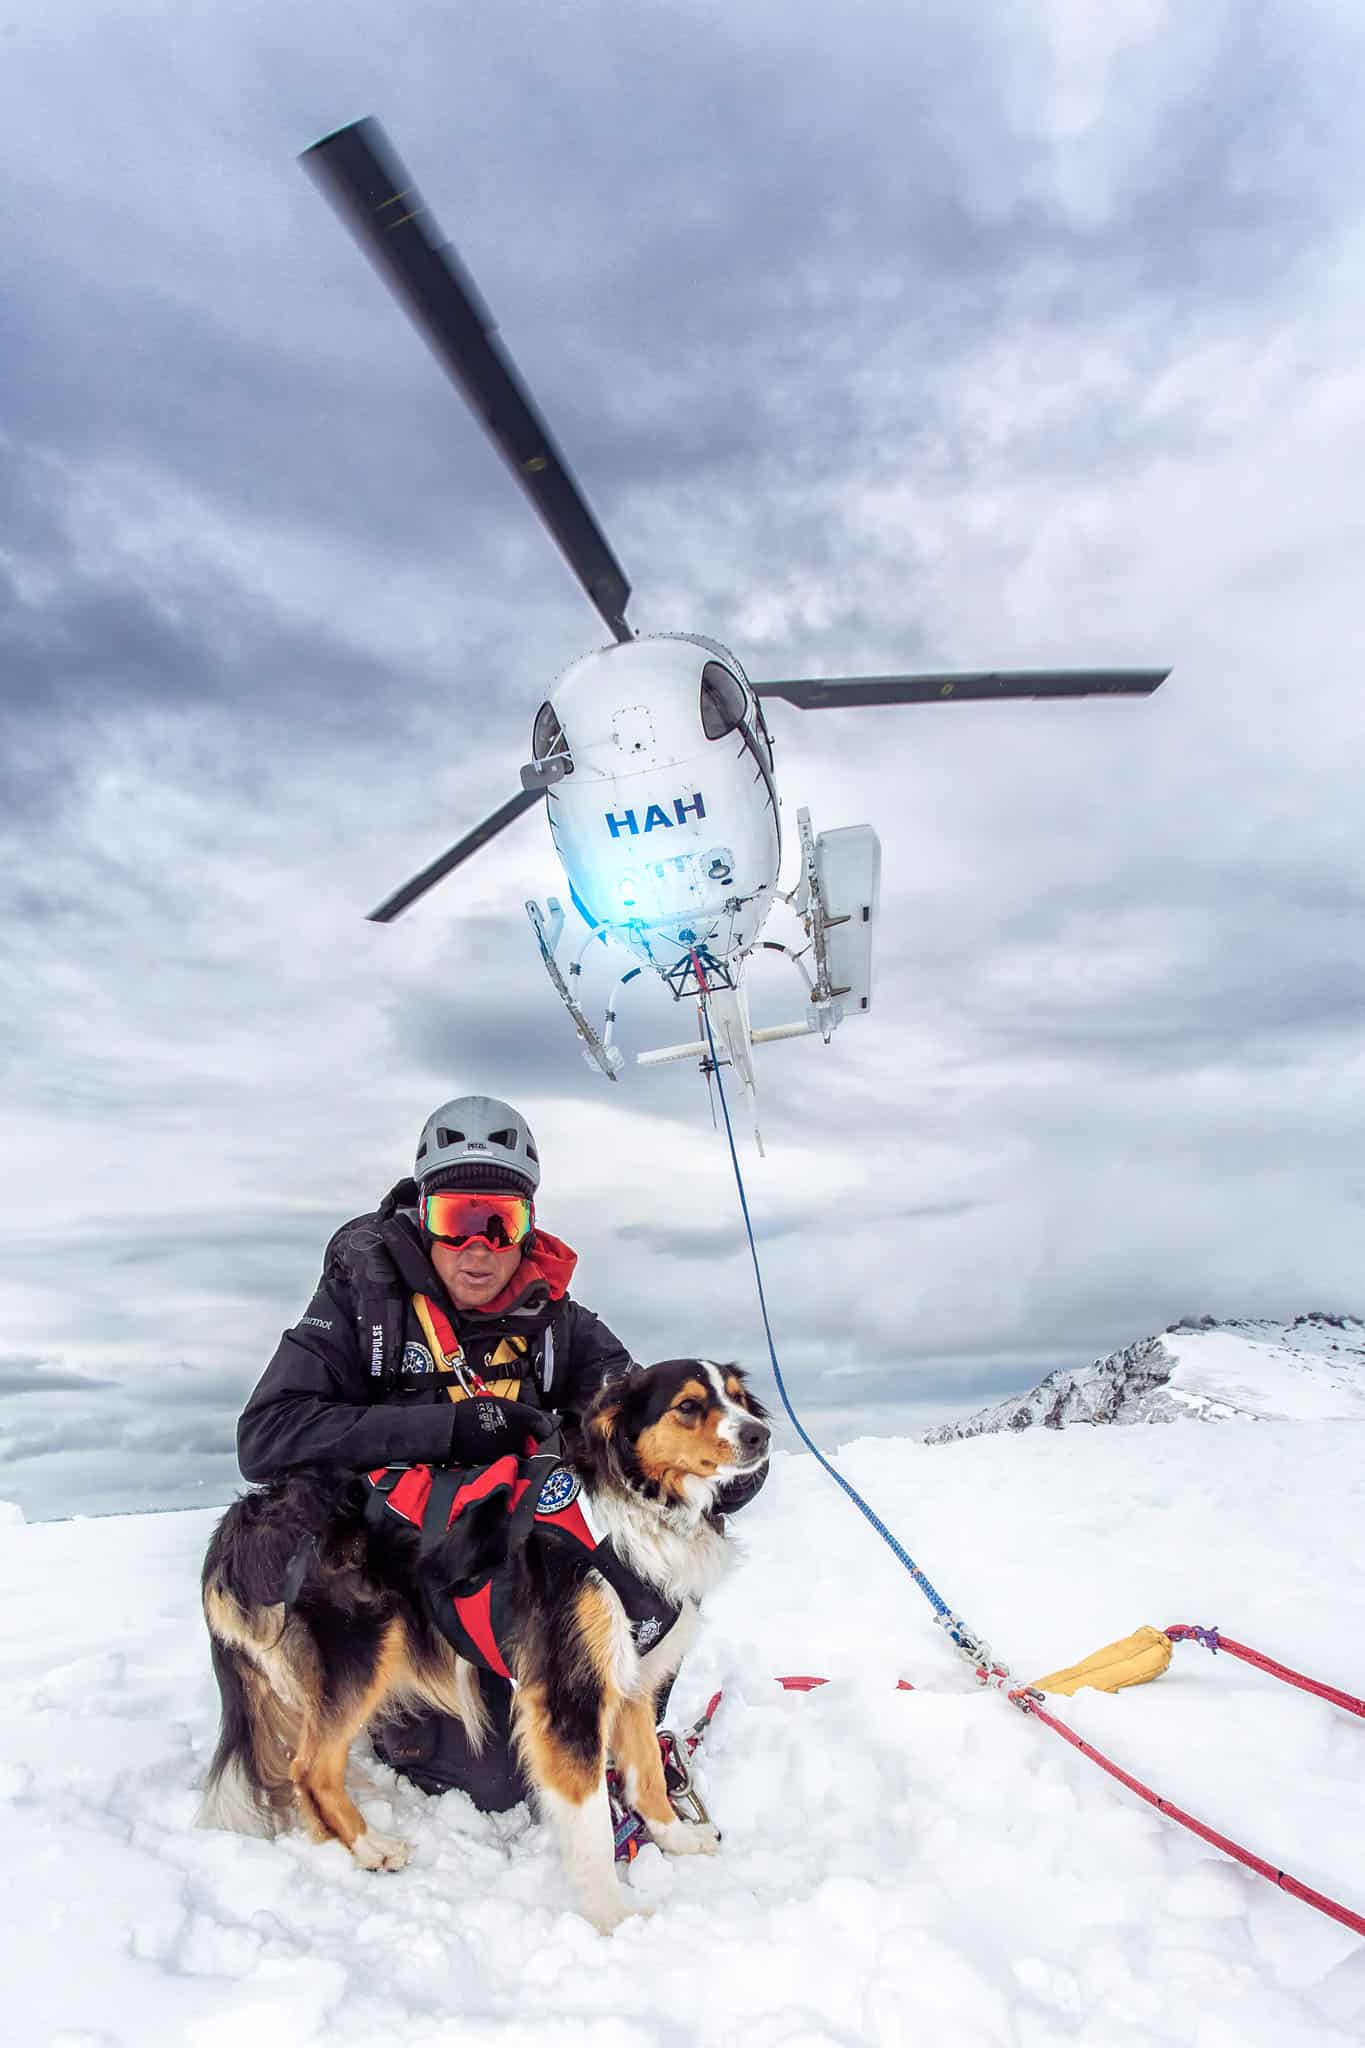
[237,1185,631,1484]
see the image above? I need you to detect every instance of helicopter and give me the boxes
[302,119,1169,1147]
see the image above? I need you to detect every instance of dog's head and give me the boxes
[579,1359,770,1505]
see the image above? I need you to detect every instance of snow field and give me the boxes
[2,1421,1363,2046]
[1162,1325,1365,1420]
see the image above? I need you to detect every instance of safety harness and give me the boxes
[412,1293,526,1401]
[364,1450,685,1681]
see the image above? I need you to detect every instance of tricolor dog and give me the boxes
[199,1359,769,1931]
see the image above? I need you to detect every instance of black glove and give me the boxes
[447,1397,556,1465]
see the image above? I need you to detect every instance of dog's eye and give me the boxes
[674,1398,704,1419]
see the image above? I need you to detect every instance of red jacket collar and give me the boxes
[470,1229,578,1318]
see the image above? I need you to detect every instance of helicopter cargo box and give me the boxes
[814,825,881,1016]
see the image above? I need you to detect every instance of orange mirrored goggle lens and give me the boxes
[418,1189,533,1249]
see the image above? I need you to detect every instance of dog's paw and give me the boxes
[351,1828,411,1872]
[647,1815,721,1857]
[586,1891,654,1934]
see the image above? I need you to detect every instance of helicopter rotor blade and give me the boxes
[368,786,547,924]
[753,668,1170,709]
[302,118,633,644]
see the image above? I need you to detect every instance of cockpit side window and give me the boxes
[700,661,748,740]
[533,701,570,762]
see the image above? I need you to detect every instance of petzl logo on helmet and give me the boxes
[536,1467,581,1514]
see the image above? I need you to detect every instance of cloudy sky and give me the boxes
[3,0,1363,1520]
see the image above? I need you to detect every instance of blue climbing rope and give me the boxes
[695,982,1005,1669]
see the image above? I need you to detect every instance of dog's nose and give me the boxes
[738,1420,770,1459]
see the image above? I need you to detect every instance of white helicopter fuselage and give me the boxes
[522,628,878,1138]
[541,634,781,978]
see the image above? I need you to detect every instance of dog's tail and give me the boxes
[198,1607,300,1837]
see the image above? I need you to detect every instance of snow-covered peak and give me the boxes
[924,1312,1365,1441]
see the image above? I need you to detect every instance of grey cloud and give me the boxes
[617,1222,742,1261]
[0,1358,241,1517]
[936,881,1365,1079]
[0,1360,115,1395]
[3,1216,334,1308]
[2,1446,241,1523]
[617,1208,969,1260]
[117,1360,271,1414]
[385,921,729,1125]
[391,978,614,1106]
[896,1201,986,1224]
[617,1222,749,1262]
[6,5,1354,670]
[121,1415,239,1456]
[1,482,405,730]
[0,1417,142,1462]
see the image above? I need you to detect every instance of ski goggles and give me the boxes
[418,1188,534,1250]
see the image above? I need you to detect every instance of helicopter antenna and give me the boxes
[302,118,633,643]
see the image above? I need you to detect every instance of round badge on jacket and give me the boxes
[536,1467,581,1514]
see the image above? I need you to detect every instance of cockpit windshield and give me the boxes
[533,701,571,763]
[700,662,748,740]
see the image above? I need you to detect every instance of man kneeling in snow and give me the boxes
[235,1091,766,1810]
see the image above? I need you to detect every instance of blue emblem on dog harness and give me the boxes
[536,1466,581,1514]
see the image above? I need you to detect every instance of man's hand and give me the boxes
[448,1397,556,1465]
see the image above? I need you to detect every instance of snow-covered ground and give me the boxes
[3,1421,1364,2047]
[1159,1318,1365,1421]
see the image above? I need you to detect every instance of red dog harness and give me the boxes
[365,1454,684,1679]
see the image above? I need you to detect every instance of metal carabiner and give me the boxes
[658,1728,711,1827]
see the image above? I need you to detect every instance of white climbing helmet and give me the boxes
[413,1095,541,1198]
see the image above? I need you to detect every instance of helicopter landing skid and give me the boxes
[526,899,624,1080]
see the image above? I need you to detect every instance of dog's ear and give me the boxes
[586,1360,644,1442]
[591,1402,619,1443]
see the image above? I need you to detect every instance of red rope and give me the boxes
[776,1676,915,1692]
[768,1663,1365,1940]
[1165,1625,1365,1720]
[1012,1689,1365,1940]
